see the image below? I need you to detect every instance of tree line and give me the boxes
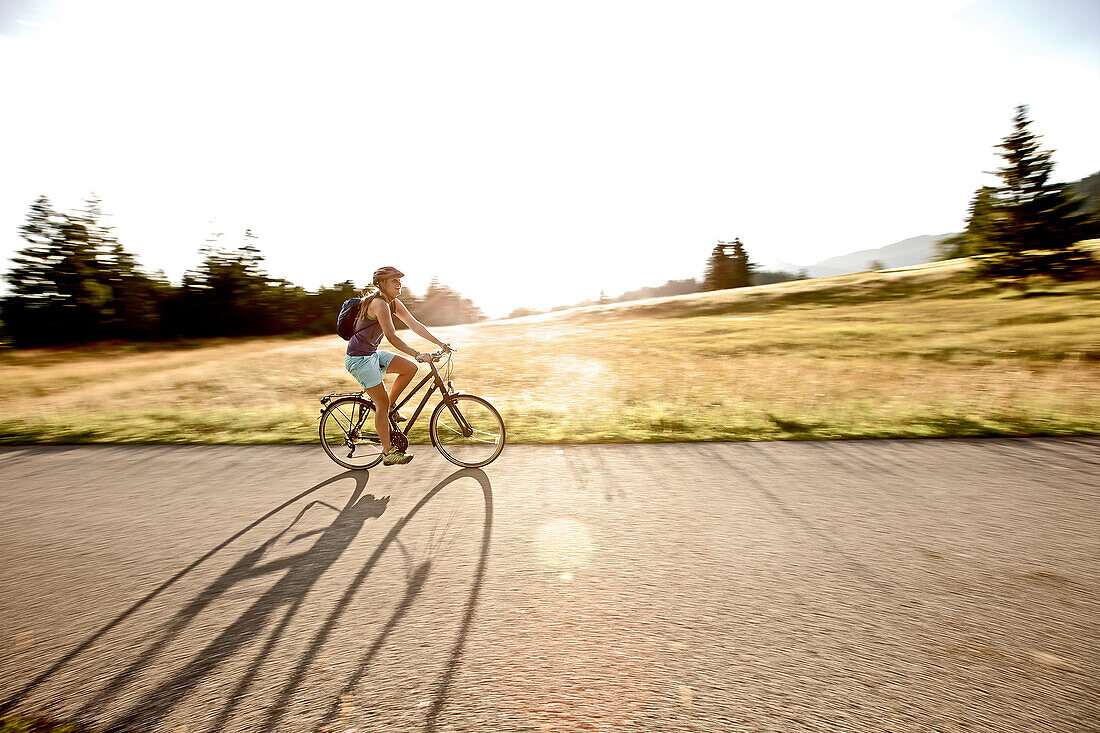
[1,198,484,348]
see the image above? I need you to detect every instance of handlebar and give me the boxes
[416,346,455,363]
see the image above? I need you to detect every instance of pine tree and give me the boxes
[76,194,163,339]
[8,196,64,298]
[973,106,1098,284]
[703,239,754,290]
[703,242,731,291]
[177,229,277,336]
[2,196,117,345]
[2,196,65,346]
[728,238,755,287]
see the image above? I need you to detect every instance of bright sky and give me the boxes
[1,0,1097,318]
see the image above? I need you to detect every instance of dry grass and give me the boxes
[1,260,1098,444]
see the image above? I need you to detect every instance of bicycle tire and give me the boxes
[429,394,506,468]
[319,397,385,470]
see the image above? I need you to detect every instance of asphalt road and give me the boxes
[0,439,1097,732]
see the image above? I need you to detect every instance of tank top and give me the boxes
[346,296,387,356]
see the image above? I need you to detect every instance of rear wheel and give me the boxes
[430,394,506,468]
[319,397,384,470]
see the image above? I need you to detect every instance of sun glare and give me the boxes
[535,518,594,573]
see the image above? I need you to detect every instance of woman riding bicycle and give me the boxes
[345,266,452,466]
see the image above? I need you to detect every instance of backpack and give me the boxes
[337,297,364,340]
[338,293,386,340]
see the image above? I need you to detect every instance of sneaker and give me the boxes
[382,448,413,466]
[389,408,408,423]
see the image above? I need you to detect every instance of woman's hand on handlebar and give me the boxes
[416,346,455,363]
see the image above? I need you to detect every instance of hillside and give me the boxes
[1071,170,1100,212]
[517,257,975,324]
[1,256,1097,444]
[803,234,955,278]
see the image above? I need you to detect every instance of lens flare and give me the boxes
[535,518,593,572]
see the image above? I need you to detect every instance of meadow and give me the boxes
[1,259,1098,444]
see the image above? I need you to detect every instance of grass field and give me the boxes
[1,259,1098,444]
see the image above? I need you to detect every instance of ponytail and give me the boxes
[355,283,392,326]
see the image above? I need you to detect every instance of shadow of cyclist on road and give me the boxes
[4,466,492,733]
[98,476,388,731]
[261,467,493,733]
[1,470,368,722]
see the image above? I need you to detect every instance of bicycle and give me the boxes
[318,348,506,470]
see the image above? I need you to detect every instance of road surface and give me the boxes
[0,439,1097,732]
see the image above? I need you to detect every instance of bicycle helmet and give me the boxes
[373,266,404,285]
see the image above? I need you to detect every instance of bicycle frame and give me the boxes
[376,356,473,438]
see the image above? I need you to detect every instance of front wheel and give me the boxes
[430,394,506,468]
[319,397,384,470]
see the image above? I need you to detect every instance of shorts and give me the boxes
[345,350,396,389]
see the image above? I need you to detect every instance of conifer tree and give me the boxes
[2,196,66,345]
[703,242,731,291]
[728,238,755,287]
[971,106,1097,284]
[178,229,275,336]
[76,195,163,339]
[704,238,754,290]
[2,196,119,345]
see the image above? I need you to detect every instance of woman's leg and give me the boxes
[363,383,392,452]
[386,355,419,408]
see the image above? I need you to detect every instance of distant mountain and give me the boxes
[803,234,956,278]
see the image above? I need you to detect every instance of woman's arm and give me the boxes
[393,299,449,349]
[369,298,422,359]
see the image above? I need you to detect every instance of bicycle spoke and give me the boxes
[431,395,505,467]
[436,420,498,437]
[320,398,384,469]
[331,406,355,432]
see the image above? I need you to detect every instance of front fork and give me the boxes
[437,387,473,437]
[415,359,470,438]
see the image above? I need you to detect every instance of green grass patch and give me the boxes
[0,716,98,733]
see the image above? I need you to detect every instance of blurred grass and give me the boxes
[1,259,1098,444]
[0,716,97,733]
